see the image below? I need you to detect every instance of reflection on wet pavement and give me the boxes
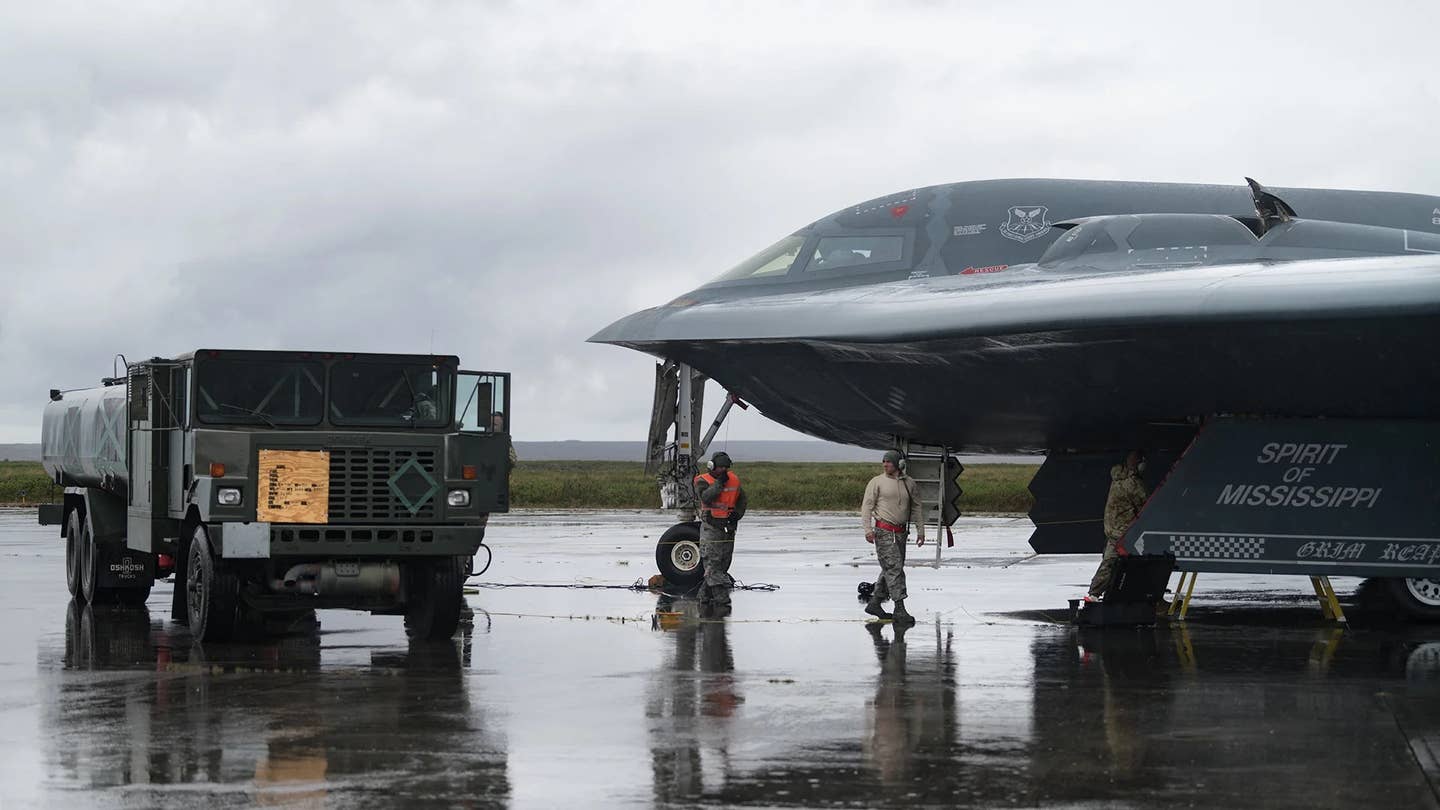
[3,508,1440,808]
[46,601,508,808]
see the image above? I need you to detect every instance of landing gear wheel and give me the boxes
[185,524,240,642]
[1389,578,1440,621]
[405,559,463,641]
[655,521,703,590]
[65,511,83,599]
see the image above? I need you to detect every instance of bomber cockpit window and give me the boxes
[807,235,906,272]
[709,235,807,282]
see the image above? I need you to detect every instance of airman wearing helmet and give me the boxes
[693,451,747,614]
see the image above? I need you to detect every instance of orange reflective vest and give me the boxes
[694,472,742,519]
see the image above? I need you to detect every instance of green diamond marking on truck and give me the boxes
[388,456,441,515]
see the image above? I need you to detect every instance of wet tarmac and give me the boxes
[2,507,1439,808]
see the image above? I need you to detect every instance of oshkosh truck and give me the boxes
[39,350,511,642]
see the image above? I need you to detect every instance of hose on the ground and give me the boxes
[468,579,778,593]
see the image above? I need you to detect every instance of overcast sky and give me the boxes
[2,1,1437,444]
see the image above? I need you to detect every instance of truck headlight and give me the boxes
[447,489,471,508]
[217,487,243,506]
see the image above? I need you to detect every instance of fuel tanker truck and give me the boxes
[38,349,512,642]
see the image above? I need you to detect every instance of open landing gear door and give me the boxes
[455,371,512,512]
[1121,418,1440,577]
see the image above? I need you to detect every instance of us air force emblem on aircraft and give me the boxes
[999,205,1052,243]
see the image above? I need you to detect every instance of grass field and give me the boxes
[0,460,1038,513]
[0,461,55,504]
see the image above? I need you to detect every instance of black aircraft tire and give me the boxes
[655,522,704,590]
[65,511,83,599]
[405,559,463,641]
[186,525,240,642]
[1387,578,1440,621]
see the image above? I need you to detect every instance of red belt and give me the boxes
[874,519,905,532]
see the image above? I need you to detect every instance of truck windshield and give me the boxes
[195,359,325,426]
[329,361,453,428]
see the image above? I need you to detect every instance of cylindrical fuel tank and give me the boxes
[41,383,129,490]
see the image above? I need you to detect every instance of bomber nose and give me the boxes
[588,306,666,346]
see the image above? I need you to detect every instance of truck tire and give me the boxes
[1388,578,1440,621]
[79,520,115,605]
[404,559,463,641]
[186,525,240,642]
[65,511,83,599]
[655,521,704,590]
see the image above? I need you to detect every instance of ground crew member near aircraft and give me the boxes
[1085,450,1148,602]
[694,451,747,612]
[861,450,926,625]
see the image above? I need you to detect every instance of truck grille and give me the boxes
[328,447,440,522]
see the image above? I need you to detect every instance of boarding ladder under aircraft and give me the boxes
[893,441,963,566]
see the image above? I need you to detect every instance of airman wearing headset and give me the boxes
[693,451,748,614]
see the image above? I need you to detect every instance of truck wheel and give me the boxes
[405,559,463,641]
[66,511,84,599]
[1388,578,1440,621]
[79,521,114,605]
[185,525,240,642]
[655,521,704,590]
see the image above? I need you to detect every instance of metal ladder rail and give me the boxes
[897,440,952,566]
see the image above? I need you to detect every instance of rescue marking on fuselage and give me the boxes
[953,223,987,236]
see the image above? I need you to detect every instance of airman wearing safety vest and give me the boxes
[694,451,747,613]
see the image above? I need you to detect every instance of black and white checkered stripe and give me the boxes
[1168,534,1266,560]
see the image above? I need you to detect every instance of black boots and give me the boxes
[864,595,893,620]
[891,599,915,625]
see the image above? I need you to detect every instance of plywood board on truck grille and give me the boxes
[256,449,330,524]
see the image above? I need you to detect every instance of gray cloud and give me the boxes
[3,1,1439,442]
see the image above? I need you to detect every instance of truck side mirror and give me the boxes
[49,389,62,402]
